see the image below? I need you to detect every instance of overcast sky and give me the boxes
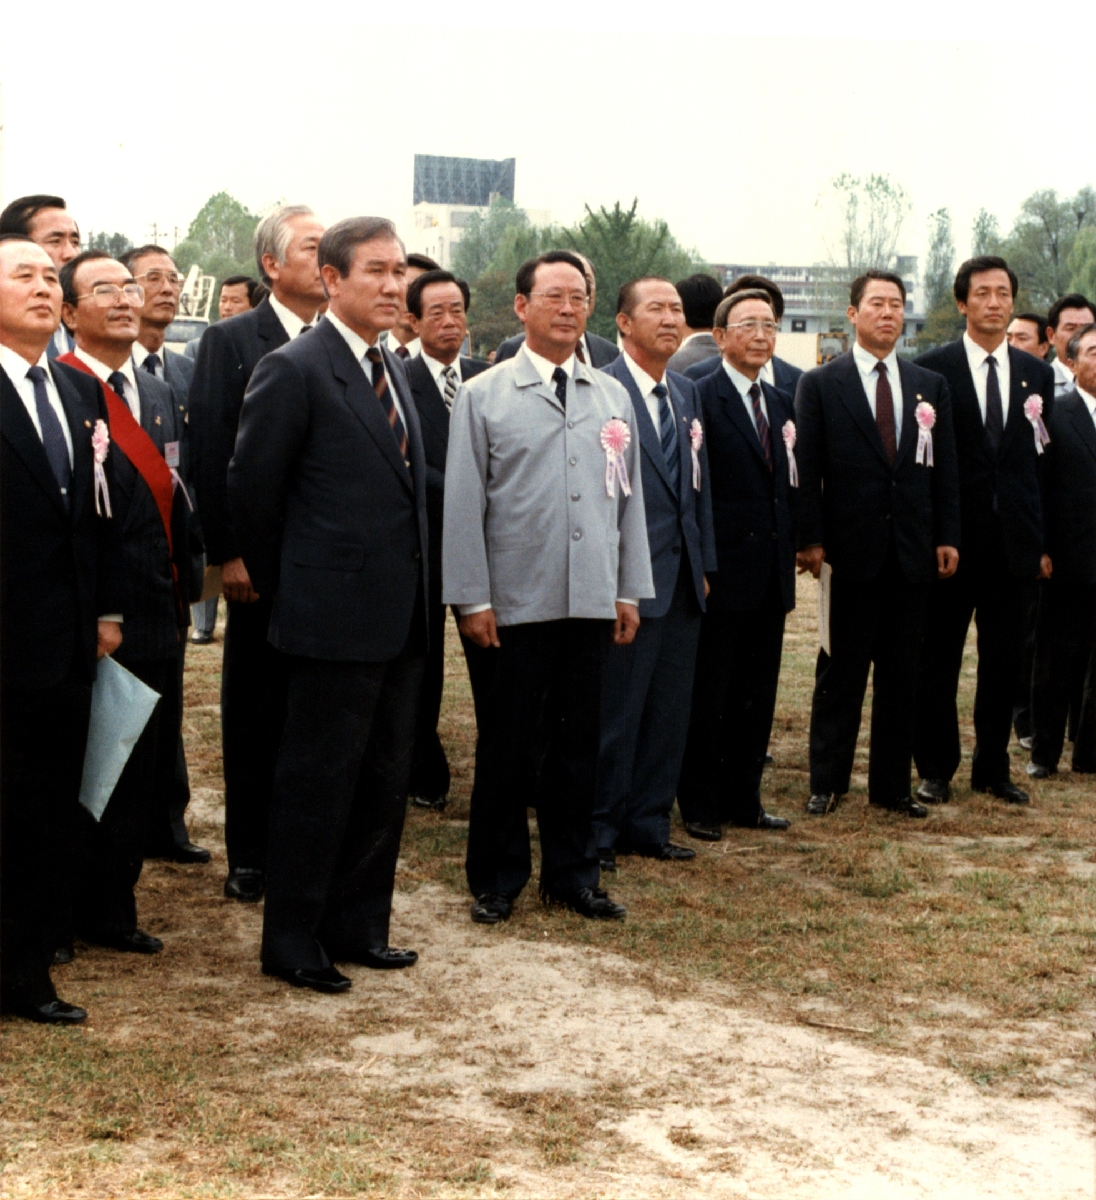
[3,0,1092,272]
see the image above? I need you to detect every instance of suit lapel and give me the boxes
[761,381,789,478]
[946,340,990,453]
[256,298,289,352]
[408,357,450,445]
[667,374,694,500]
[1002,344,1035,454]
[610,360,674,494]
[1067,395,1096,462]
[717,366,771,470]
[514,349,565,415]
[52,363,93,522]
[835,353,889,465]
[894,359,920,469]
[1,370,71,516]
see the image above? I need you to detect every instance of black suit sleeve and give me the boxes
[928,377,961,551]
[226,350,309,597]
[794,370,826,550]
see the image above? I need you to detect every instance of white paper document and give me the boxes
[818,562,833,656]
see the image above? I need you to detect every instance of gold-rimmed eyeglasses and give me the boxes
[530,290,589,309]
[75,283,145,307]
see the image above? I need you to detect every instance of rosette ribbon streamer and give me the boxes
[1024,396,1050,455]
[92,419,113,517]
[600,417,632,498]
[689,418,703,491]
[169,467,194,510]
[914,401,936,467]
[782,420,798,487]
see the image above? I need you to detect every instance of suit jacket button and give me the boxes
[567,420,575,429]
[569,456,577,466]
[572,530,582,541]
[412,550,422,560]
[571,492,580,501]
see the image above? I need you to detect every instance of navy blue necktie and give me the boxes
[143,352,160,375]
[654,383,680,492]
[26,365,73,501]
[552,366,567,410]
[985,354,1004,456]
[749,383,772,470]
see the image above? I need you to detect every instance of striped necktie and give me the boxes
[26,365,72,500]
[749,383,772,470]
[654,383,680,493]
[442,364,459,411]
[365,346,409,468]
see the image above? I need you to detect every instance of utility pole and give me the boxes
[150,222,159,245]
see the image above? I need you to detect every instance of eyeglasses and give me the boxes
[76,284,145,307]
[134,269,182,288]
[530,290,589,308]
[726,319,779,336]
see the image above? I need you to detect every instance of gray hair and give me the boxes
[318,217,403,278]
[254,204,315,283]
[713,288,775,329]
[1066,322,1096,362]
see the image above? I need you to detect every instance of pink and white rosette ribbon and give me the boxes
[914,401,936,467]
[168,467,195,510]
[1023,395,1050,455]
[689,418,703,491]
[600,417,632,498]
[782,420,798,487]
[92,419,112,517]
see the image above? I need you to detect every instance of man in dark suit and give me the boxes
[665,273,722,373]
[58,251,196,956]
[1029,324,1096,776]
[0,236,124,1024]
[494,253,620,367]
[229,217,428,995]
[683,274,804,397]
[189,204,326,901]
[677,289,797,839]
[593,277,716,868]
[914,256,1055,806]
[797,270,961,818]
[384,252,438,360]
[402,269,489,812]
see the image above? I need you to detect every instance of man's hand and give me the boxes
[796,546,825,579]
[459,608,500,649]
[222,557,259,603]
[613,602,640,646]
[97,620,122,659]
[936,546,959,579]
[1038,554,1053,580]
[703,575,711,599]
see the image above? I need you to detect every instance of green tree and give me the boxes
[468,269,523,356]
[916,208,965,350]
[173,191,261,317]
[1067,226,1096,301]
[971,208,1001,257]
[451,198,534,282]
[559,199,703,341]
[999,187,1096,310]
[87,231,134,258]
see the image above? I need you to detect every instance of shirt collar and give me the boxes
[132,341,164,371]
[420,350,461,384]
[1055,358,1074,383]
[521,342,575,388]
[621,350,664,398]
[268,292,314,340]
[0,343,48,386]
[1077,385,1096,419]
[852,339,900,379]
[721,357,762,398]
[324,309,380,363]
[963,330,1007,370]
[73,346,138,395]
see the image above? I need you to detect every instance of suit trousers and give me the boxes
[191,596,218,637]
[594,567,702,850]
[1012,579,1040,741]
[408,600,452,801]
[169,640,195,847]
[260,642,425,971]
[141,640,190,856]
[1031,579,1096,772]
[466,619,607,901]
[74,655,175,938]
[810,546,927,802]
[221,594,287,873]
[1,675,92,1008]
[914,535,1025,787]
[678,565,787,827]
[458,624,502,820]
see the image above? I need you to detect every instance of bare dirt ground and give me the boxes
[2,578,1094,1197]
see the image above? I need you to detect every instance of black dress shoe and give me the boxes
[805,793,838,815]
[870,795,929,818]
[52,943,75,965]
[83,928,164,954]
[916,778,950,803]
[544,886,626,920]
[189,631,213,645]
[471,893,513,924]
[632,842,696,861]
[409,794,447,811]
[170,840,211,864]
[262,965,351,993]
[1018,735,1033,751]
[1025,761,1055,779]
[342,947,418,970]
[5,998,88,1025]
[975,779,1030,805]
[757,811,790,830]
[598,849,617,872]
[224,868,264,901]
[684,822,722,842]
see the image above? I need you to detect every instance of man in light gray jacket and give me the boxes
[444,250,653,925]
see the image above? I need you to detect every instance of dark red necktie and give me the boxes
[875,361,897,466]
[365,347,409,468]
[395,344,410,361]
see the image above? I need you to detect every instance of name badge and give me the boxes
[164,441,180,469]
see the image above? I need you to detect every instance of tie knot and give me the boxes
[749,383,761,400]
[365,346,382,364]
[297,325,312,337]
[108,371,127,395]
[652,383,668,400]
[875,360,888,376]
[552,366,567,387]
[26,365,46,385]
[147,352,161,368]
[986,353,998,370]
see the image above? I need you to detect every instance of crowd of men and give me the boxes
[1,193,1093,1025]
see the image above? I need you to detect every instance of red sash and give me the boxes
[58,353,175,557]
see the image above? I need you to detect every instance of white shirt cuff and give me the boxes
[98,614,124,623]
[617,599,638,608]
[458,603,492,616]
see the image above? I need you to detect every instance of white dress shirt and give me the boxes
[521,342,575,386]
[1077,385,1096,425]
[386,333,421,359]
[73,347,141,421]
[1053,357,1075,398]
[268,292,317,340]
[852,340,904,445]
[132,340,168,381]
[962,331,1011,425]
[0,344,74,464]
[323,310,409,432]
[759,358,775,387]
[621,350,670,430]
[420,350,465,387]
[722,359,769,428]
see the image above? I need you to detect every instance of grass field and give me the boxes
[1,576,1093,1197]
